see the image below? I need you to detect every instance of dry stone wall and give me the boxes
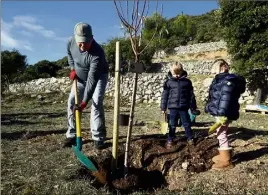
[7,73,259,105]
[7,41,266,105]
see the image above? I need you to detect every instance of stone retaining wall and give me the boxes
[7,74,258,105]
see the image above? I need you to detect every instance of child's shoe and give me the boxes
[166,140,174,149]
[187,139,195,146]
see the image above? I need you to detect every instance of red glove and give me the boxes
[69,69,77,80]
[79,101,87,111]
[73,101,87,112]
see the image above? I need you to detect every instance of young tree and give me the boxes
[103,37,155,74]
[113,0,162,175]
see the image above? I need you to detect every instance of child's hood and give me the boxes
[167,70,188,80]
[215,73,240,83]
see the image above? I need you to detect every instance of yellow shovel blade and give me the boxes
[160,122,168,134]
[208,122,222,134]
[208,116,228,134]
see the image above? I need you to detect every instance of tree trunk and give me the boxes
[124,72,138,176]
[253,88,262,105]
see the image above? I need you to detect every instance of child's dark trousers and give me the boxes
[168,109,193,141]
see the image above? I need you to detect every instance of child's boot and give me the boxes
[212,148,233,163]
[212,153,221,163]
[212,147,234,170]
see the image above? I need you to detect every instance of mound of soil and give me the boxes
[83,135,219,193]
[111,168,166,192]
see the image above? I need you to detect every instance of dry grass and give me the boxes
[153,49,228,63]
[1,89,268,195]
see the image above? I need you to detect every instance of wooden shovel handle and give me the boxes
[162,112,167,122]
[74,79,79,105]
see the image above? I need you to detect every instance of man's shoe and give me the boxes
[94,140,105,150]
[62,137,76,148]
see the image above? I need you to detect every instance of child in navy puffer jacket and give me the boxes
[205,59,246,170]
[161,62,197,148]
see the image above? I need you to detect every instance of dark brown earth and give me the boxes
[81,135,219,193]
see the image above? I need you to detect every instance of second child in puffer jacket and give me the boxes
[161,62,197,149]
[205,59,246,170]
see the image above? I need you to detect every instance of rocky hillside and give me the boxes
[152,41,230,74]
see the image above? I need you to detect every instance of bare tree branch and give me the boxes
[114,0,163,61]
[136,0,147,31]
[139,3,163,55]
[114,1,133,30]
[131,0,137,27]
[126,1,129,24]
[145,0,150,18]
[134,0,140,31]
[118,1,125,20]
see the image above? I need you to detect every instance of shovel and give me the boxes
[160,113,169,135]
[72,78,106,184]
[208,116,227,134]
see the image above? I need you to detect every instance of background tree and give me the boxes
[13,65,39,83]
[34,60,61,78]
[218,1,268,103]
[140,9,223,51]
[55,56,69,68]
[142,12,169,50]
[192,10,222,43]
[1,49,27,92]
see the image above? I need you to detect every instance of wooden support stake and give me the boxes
[112,41,120,172]
[124,72,138,176]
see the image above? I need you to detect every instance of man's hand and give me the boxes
[69,69,77,80]
[73,101,87,112]
[162,110,166,115]
[79,102,87,111]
